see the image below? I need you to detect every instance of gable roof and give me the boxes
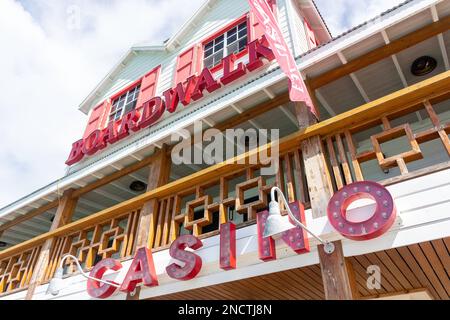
[78,0,329,114]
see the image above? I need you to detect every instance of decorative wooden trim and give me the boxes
[308,15,450,90]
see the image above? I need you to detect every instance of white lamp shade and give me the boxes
[46,267,64,296]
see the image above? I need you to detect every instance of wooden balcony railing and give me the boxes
[150,146,308,250]
[42,210,140,282]
[0,70,449,296]
[0,245,42,294]
[325,98,450,190]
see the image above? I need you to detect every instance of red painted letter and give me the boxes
[220,53,247,85]
[119,247,159,293]
[256,201,310,261]
[327,181,397,241]
[138,97,165,129]
[65,139,85,165]
[246,35,275,71]
[219,222,236,270]
[191,68,221,101]
[82,130,101,156]
[97,121,119,150]
[166,235,203,280]
[117,109,141,140]
[87,258,122,299]
[163,75,198,112]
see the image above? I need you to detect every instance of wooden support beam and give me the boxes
[25,189,78,300]
[309,15,450,90]
[295,103,356,299]
[127,146,171,300]
[296,103,333,218]
[0,151,162,235]
[318,241,358,300]
[0,200,59,234]
[71,151,162,198]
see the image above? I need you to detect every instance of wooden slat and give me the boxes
[273,270,317,299]
[309,15,450,90]
[354,254,393,292]
[335,134,353,184]
[293,149,307,203]
[419,242,450,296]
[285,269,324,299]
[365,252,404,292]
[284,154,296,202]
[326,137,343,189]
[385,248,422,289]
[344,130,364,181]
[431,239,450,277]
[396,246,440,299]
[408,244,448,299]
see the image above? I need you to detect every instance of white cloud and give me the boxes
[0,0,203,207]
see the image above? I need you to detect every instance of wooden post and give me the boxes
[318,241,358,300]
[127,146,171,300]
[25,188,77,300]
[295,102,357,300]
[296,102,333,219]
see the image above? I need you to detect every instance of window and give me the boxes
[109,85,141,122]
[203,21,248,70]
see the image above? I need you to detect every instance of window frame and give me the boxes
[107,80,142,123]
[200,14,251,73]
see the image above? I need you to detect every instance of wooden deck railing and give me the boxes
[324,98,450,190]
[0,70,449,295]
[0,245,42,294]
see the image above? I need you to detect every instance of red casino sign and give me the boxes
[85,181,396,299]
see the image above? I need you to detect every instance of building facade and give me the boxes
[0,0,449,300]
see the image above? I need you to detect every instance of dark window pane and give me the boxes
[215,41,224,51]
[238,28,247,38]
[205,48,213,57]
[204,56,214,69]
[238,22,247,31]
[228,42,238,54]
[126,94,134,104]
[238,38,247,51]
[205,41,214,50]
[216,34,224,43]
[227,34,237,43]
[227,27,237,36]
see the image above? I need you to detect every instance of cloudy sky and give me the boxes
[0,0,405,207]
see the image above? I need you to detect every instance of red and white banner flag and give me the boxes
[248,0,318,117]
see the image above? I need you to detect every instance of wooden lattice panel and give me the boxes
[152,148,308,250]
[0,245,41,294]
[325,99,450,189]
[43,210,140,279]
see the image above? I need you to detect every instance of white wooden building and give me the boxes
[0,0,449,300]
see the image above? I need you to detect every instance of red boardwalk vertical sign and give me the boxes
[247,0,318,117]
